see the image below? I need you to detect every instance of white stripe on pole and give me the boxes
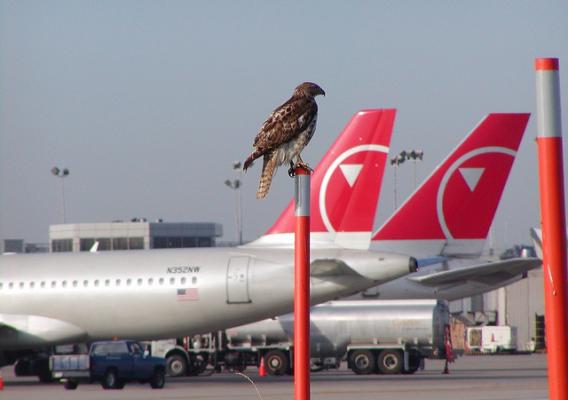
[295,174,310,216]
[536,68,563,138]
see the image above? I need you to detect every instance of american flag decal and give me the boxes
[176,288,199,301]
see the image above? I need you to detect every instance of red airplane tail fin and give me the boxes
[247,109,396,249]
[372,113,530,257]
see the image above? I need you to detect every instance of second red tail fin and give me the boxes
[372,113,530,257]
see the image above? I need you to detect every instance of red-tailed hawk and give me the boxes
[243,82,325,199]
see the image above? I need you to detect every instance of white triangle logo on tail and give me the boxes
[339,164,363,187]
[459,167,484,191]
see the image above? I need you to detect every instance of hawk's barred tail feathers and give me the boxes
[257,153,278,199]
[243,149,263,171]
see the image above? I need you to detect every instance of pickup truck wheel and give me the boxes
[37,364,54,383]
[64,379,78,390]
[167,354,188,377]
[264,350,289,376]
[377,349,403,374]
[102,369,123,389]
[349,350,375,375]
[150,368,166,389]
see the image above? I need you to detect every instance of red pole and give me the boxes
[294,166,311,400]
[535,57,568,400]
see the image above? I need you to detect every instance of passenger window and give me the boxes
[30,282,35,289]
[126,279,132,286]
[73,281,78,288]
[62,281,67,288]
[0,283,3,290]
[169,277,175,285]
[51,281,56,288]
[192,277,197,284]
[137,278,143,286]
[159,278,164,285]
[83,280,88,287]
[94,280,100,287]
[105,279,110,287]
[148,278,153,286]
[116,279,121,286]
[40,281,46,288]
[9,282,14,289]
[181,277,186,285]
[19,282,24,289]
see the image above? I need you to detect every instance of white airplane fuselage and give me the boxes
[0,247,413,350]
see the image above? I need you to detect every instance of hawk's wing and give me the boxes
[253,97,318,153]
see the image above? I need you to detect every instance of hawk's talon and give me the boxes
[288,162,312,177]
[287,161,296,177]
[296,162,313,174]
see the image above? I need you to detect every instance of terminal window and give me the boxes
[153,236,212,249]
[113,238,128,250]
[52,239,72,252]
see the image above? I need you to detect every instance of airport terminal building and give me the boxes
[49,220,223,252]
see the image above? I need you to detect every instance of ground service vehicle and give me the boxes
[152,300,451,376]
[50,340,166,390]
[466,326,518,353]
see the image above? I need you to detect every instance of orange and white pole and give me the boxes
[535,57,568,400]
[294,166,311,400]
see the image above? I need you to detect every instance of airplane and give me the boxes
[0,109,416,376]
[359,113,542,301]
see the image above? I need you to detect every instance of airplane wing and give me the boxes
[409,257,541,286]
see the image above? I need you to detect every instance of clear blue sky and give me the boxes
[1,0,567,250]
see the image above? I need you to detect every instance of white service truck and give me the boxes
[466,326,517,353]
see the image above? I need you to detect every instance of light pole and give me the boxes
[224,161,243,245]
[51,166,70,223]
[390,149,424,209]
[390,153,405,210]
[407,149,424,189]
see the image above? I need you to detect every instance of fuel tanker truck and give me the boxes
[151,300,452,376]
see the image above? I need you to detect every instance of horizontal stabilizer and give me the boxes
[409,257,541,287]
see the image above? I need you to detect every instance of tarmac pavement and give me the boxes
[0,353,548,400]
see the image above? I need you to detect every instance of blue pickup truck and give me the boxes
[50,340,166,390]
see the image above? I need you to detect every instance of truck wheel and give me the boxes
[64,379,79,390]
[167,354,188,377]
[349,350,375,375]
[264,350,289,376]
[150,368,166,389]
[102,369,123,389]
[402,352,421,374]
[377,349,403,374]
[188,353,209,375]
